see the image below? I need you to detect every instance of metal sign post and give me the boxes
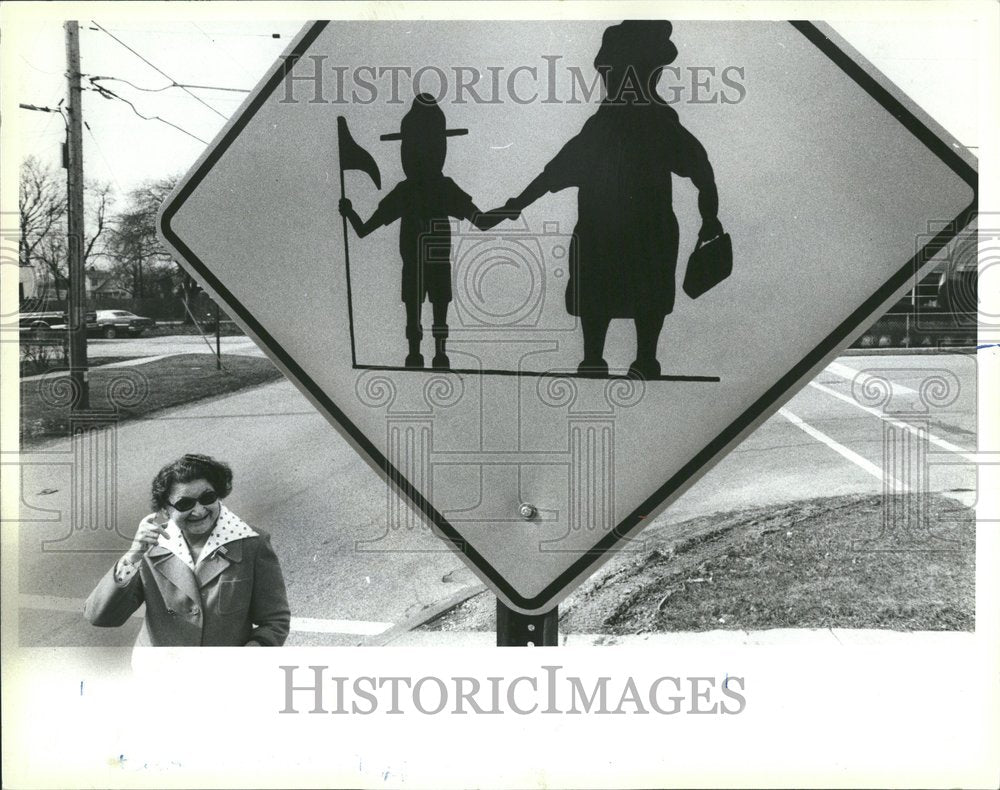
[497,600,558,647]
[214,301,221,370]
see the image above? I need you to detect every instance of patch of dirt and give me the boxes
[421,493,975,634]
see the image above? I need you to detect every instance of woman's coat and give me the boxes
[85,508,290,647]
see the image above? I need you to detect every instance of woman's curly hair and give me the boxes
[151,454,233,511]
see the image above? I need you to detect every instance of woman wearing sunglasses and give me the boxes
[85,454,290,647]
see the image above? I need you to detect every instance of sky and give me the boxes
[11,12,979,203]
[14,18,302,195]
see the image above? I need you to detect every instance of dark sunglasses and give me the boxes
[169,490,219,512]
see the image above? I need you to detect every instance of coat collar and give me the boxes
[156,506,257,573]
[147,507,258,600]
[147,544,201,604]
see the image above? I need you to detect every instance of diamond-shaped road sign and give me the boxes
[158,20,976,614]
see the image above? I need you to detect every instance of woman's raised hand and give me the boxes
[124,512,169,565]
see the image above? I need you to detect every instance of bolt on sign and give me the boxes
[159,20,976,614]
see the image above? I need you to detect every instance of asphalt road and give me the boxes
[13,350,978,647]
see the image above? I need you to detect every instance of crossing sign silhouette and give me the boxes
[159,20,976,613]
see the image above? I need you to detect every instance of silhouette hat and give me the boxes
[594,20,679,73]
[380,94,468,142]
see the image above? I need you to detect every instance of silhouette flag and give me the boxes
[337,116,381,189]
[336,116,381,369]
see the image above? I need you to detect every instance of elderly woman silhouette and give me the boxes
[502,20,723,378]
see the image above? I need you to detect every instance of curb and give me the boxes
[843,346,976,356]
[375,584,487,645]
[380,627,975,647]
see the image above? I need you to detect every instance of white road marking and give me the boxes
[20,593,140,616]
[807,379,976,462]
[824,360,919,396]
[18,594,392,635]
[289,616,390,636]
[778,407,905,489]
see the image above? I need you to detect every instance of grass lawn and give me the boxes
[579,494,975,632]
[21,355,137,378]
[20,353,283,446]
[144,322,245,338]
[88,356,136,367]
[425,493,975,633]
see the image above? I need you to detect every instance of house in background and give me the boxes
[18,262,114,306]
[85,267,130,299]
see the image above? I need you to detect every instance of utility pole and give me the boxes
[65,20,89,410]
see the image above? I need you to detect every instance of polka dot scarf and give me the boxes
[157,506,258,571]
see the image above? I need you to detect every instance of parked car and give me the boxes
[18,311,66,331]
[88,309,156,338]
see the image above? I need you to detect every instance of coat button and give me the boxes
[166,608,176,615]
[190,606,200,615]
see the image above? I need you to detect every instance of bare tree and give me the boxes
[18,156,114,295]
[84,181,114,262]
[19,156,66,289]
[33,182,115,285]
[105,175,205,322]
[106,178,176,299]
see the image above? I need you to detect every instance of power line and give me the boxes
[19,55,61,75]
[89,24,282,39]
[18,102,66,162]
[87,83,208,144]
[87,74,251,95]
[90,20,228,119]
[20,101,68,135]
[83,120,124,193]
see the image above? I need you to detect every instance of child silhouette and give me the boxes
[340,94,511,370]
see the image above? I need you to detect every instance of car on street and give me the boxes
[18,311,66,331]
[87,309,156,338]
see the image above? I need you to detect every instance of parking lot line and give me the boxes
[807,380,976,461]
[778,407,905,489]
[19,594,393,636]
[824,360,919,396]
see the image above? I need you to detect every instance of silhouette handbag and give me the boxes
[683,232,733,299]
